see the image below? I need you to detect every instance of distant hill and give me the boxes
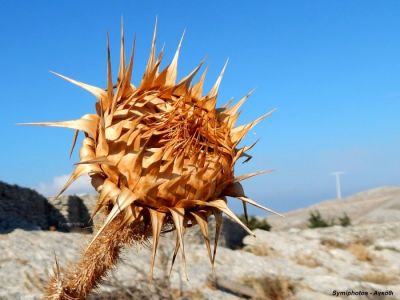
[266,186,400,230]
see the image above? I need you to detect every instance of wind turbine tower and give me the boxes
[331,171,344,199]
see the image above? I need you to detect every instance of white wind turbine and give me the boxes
[331,171,344,199]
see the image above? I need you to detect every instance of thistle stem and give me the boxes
[45,216,145,300]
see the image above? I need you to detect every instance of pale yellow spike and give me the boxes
[149,209,166,279]
[207,199,254,236]
[69,130,79,158]
[174,199,253,236]
[106,34,114,110]
[242,139,259,153]
[145,17,158,75]
[230,108,276,145]
[174,61,204,95]
[168,207,187,278]
[201,96,217,112]
[111,38,135,113]
[119,205,137,229]
[221,97,234,109]
[250,108,277,127]
[156,42,165,65]
[223,89,255,116]
[232,148,245,165]
[118,17,126,82]
[233,169,273,183]
[169,234,180,276]
[226,112,240,130]
[151,43,165,80]
[87,187,136,250]
[55,163,101,199]
[237,196,284,217]
[152,32,184,88]
[191,212,212,265]
[50,71,107,100]
[93,179,120,217]
[79,137,96,161]
[150,67,168,88]
[75,156,114,166]
[166,30,185,86]
[191,66,208,99]
[124,36,136,88]
[212,208,222,267]
[208,59,228,98]
[232,139,259,164]
[19,114,99,138]
[98,179,120,203]
[96,124,109,157]
[229,123,251,145]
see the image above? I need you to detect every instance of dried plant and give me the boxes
[242,275,294,300]
[24,21,279,299]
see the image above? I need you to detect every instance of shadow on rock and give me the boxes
[0,181,68,233]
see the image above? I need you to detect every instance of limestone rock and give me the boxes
[48,194,97,232]
[0,181,65,233]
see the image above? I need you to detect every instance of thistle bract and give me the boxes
[27,22,279,298]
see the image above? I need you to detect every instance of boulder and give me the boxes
[0,181,66,232]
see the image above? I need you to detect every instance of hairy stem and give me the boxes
[45,216,146,300]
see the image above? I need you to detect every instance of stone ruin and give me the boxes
[0,181,94,233]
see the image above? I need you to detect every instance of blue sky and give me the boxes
[1,1,400,215]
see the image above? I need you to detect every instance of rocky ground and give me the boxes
[0,220,399,299]
[1,181,400,299]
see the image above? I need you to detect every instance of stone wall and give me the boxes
[0,181,98,233]
[0,181,66,233]
[48,195,97,233]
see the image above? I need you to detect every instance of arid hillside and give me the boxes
[267,186,400,230]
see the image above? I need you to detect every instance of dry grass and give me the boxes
[88,286,172,300]
[361,271,399,285]
[24,270,46,292]
[321,238,376,263]
[347,243,373,262]
[242,276,294,300]
[321,236,373,250]
[244,245,276,257]
[171,288,207,300]
[295,254,321,268]
[320,238,346,249]
[353,237,373,246]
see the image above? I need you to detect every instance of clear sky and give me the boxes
[1,1,399,215]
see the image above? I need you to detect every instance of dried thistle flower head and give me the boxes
[25,21,280,299]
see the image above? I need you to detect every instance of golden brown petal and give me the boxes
[149,208,166,279]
